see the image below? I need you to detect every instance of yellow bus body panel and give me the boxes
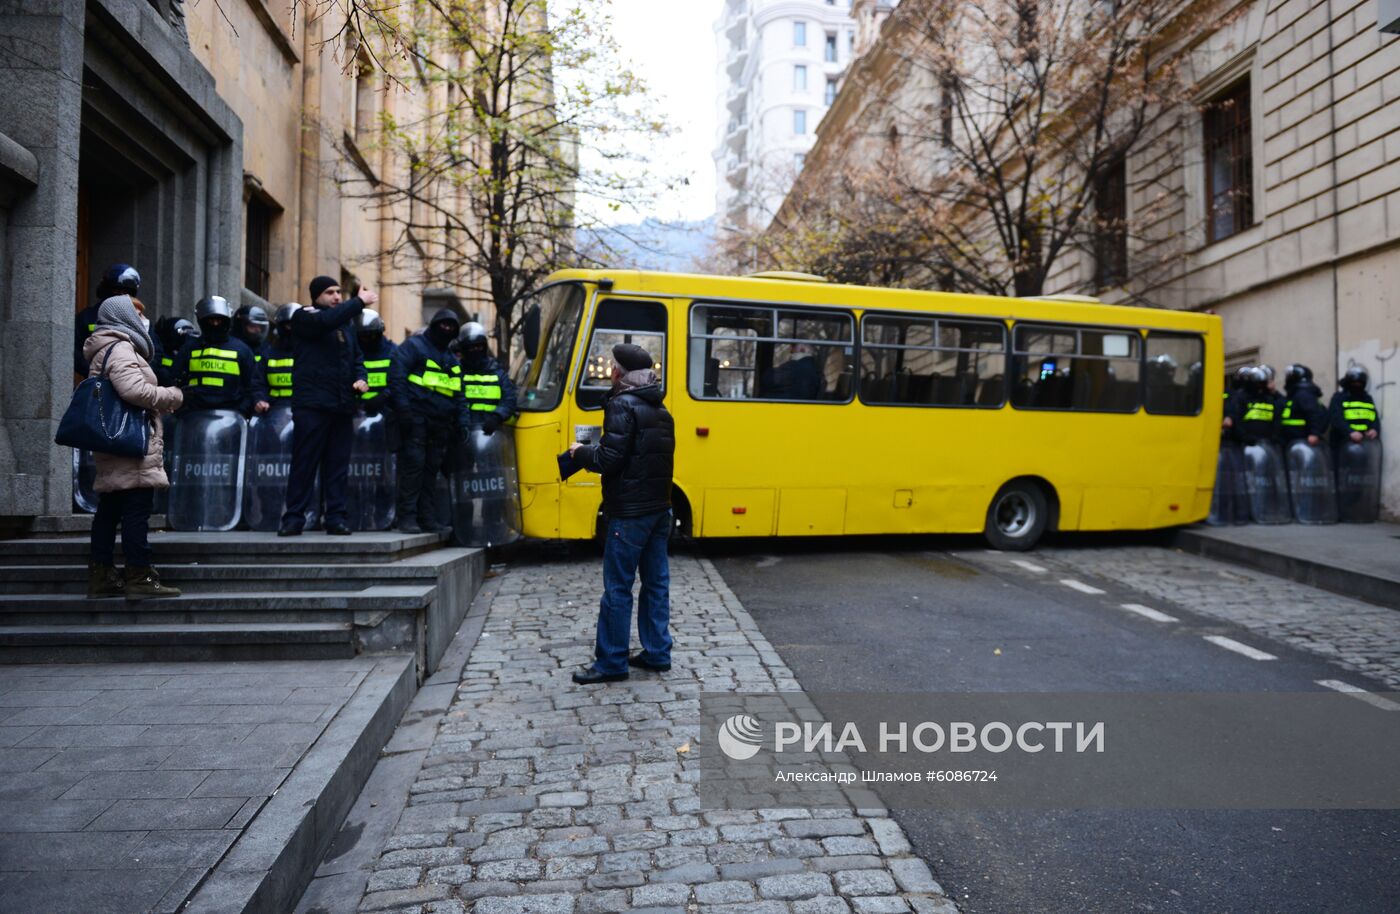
[513,270,1222,540]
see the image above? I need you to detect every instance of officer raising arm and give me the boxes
[277,277,374,537]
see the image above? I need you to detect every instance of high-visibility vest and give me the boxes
[362,357,392,400]
[1281,400,1305,427]
[265,355,294,398]
[1342,399,1377,430]
[461,372,503,411]
[187,346,242,388]
[409,358,461,398]
[1241,399,1275,423]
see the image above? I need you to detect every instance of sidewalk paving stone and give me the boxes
[354,555,959,913]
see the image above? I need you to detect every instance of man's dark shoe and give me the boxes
[277,525,303,537]
[395,518,423,535]
[628,653,671,672]
[572,666,629,685]
[325,522,352,536]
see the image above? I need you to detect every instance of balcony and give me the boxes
[726,46,750,79]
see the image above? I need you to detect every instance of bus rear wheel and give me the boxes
[984,481,1048,552]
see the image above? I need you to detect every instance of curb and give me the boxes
[1173,528,1400,611]
[182,653,418,914]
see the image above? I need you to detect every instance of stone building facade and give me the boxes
[0,0,481,525]
[774,0,1400,517]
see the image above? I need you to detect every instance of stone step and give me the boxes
[0,560,450,595]
[0,622,357,663]
[0,586,435,616]
[0,531,449,566]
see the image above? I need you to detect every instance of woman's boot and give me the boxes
[87,562,124,599]
[123,567,181,600]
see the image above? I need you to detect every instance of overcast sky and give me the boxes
[578,0,722,226]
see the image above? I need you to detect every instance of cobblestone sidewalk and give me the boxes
[1030,545,1400,689]
[354,555,959,914]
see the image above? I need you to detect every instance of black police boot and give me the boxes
[325,522,352,536]
[395,516,423,535]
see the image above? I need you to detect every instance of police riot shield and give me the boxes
[72,449,97,513]
[347,412,396,531]
[1336,439,1383,524]
[1243,441,1292,525]
[243,406,295,532]
[450,427,522,547]
[152,414,177,516]
[167,409,247,532]
[1285,440,1338,525]
[1207,443,1251,526]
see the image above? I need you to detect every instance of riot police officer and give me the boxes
[455,322,517,433]
[233,305,271,355]
[253,304,299,415]
[1328,367,1381,446]
[153,317,199,387]
[1281,364,1328,446]
[76,264,162,377]
[390,308,464,534]
[357,309,397,413]
[1229,367,1280,444]
[172,296,258,416]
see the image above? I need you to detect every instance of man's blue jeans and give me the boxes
[594,510,673,675]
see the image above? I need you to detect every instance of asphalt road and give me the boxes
[706,535,1400,914]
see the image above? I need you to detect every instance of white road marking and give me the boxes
[1059,579,1106,595]
[1203,635,1277,661]
[1119,603,1179,623]
[755,556,781,569]
[1315,680,1400,711]
[1011,560,1046,573]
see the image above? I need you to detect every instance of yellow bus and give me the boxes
[507,269,1221,550]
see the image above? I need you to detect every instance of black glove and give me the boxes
[480,413,501,435]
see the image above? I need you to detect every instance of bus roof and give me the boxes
[541,268,1219,334]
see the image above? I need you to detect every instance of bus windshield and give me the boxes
[512,282,586,412]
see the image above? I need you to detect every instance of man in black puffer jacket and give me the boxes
[569,343,676,685]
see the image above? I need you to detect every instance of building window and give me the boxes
[825,77,839,106]
[1203,79,1253,243]
[848,30,856,53]
[794,109,808,134]
[794,21,807,46]
[244,196,272,299]
[794,65,808,92]
[825,32,838,62]
[1093,155,1128,288]
[939,73,957,147]
[353,52,375,143]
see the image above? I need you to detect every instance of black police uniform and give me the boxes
[1280,381,1328,442]
[280,297,368,534]
[255,339,297,405]
[172,329,257,416]
[360,335,398,413]
[1327,389,1381,446]
[390,309,466,530]
[1230,389,1281,445]
[459,351,517,431]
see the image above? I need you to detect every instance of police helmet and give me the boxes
[458,322,489,348]
[1148,353,1178,377]
[1342,366,1369,391]
[173,318,198,340]
[274,303,300,328]
[195,296,232,323]
[1242,365,1268,394]
[97,263,141,299]
[1258,364,1276,383]
[1284,363,1313,390]
[359,309,385,335]
[1230,365,1253,390]
[236,305,270,330]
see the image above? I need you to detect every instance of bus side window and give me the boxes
[576,299,667,411]
[860,314,1006,408]
[1011,325,1140,413]
[689,304,853,403]
[1144,333,1205,415]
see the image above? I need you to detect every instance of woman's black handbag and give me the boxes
[55,342,150,458]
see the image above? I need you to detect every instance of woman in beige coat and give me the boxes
[83,294,184,599]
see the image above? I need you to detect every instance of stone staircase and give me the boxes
[0,531,484,676]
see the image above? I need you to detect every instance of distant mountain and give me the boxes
[577,217,716,273]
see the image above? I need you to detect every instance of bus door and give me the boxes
[685,303,855,536]
[565,296,670,537]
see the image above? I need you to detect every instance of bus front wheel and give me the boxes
[984,481,1048,552]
